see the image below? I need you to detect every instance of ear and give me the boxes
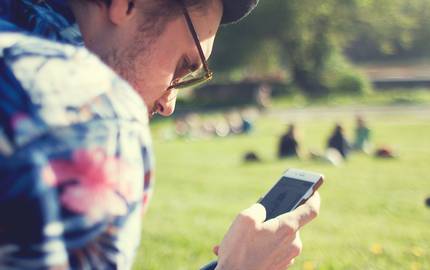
[108,0,135,25]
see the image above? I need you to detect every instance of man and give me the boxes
[0,0,320,269]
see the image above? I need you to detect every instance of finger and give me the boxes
[277,192,320,230]
[240,203,266,224]
[212,245,219,256]
[285,258,295,269]
[285,232,302,261]
[281,230,300,246]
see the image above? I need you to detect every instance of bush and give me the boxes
[335,70,371,94]
[323,53,372,95]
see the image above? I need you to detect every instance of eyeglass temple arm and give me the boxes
[180,5,212,75]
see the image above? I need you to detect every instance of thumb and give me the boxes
[276,192,321,230]
[240,203,266,224]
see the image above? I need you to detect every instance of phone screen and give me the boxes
[259,176,314,221]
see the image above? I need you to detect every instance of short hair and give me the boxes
[84,0,210,18]
[82,0,212,35]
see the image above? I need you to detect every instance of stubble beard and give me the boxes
[100,37,158,117]
[102,43,145,91]
[99,15,168,118]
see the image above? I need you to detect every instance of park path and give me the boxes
[268,104,430,121]
[363,64,430,81]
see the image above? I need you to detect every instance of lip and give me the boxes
[150,103,163,116]
[148,111,155,120]
[147,103,159,119]
[156,103,164,113]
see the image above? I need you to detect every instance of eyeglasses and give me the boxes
[167,4,213,90]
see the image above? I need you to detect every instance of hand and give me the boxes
[214,192,320,270]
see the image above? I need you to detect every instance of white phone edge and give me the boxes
[283,168,323,184]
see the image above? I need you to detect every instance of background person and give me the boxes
[327,123,350,159]
[353,115,371,153]
[278,123,300,158]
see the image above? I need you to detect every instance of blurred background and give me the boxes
[134,0,430,269]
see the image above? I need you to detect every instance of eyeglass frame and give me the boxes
[167,3,214,90]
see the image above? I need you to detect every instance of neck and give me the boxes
[67,1,109,55]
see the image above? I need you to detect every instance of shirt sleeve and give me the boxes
[0,115,154,269]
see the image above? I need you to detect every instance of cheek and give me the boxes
[134,84,159,111]
[133,51,177,106]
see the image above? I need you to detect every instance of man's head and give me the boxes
[69,0,257,118]
[70,0,221,118]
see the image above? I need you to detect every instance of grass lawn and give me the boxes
[133,107,430,270]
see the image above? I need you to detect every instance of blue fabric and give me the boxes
[0,1,154,269]
[0,0,82,44]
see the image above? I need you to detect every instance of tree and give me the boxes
[211,0,430,96]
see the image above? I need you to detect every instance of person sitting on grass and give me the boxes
[278,123,300,159]
[0,0,320,269]
[327,123,350,159]
[353,115,371,153]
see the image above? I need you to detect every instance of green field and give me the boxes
[133,106,430,270]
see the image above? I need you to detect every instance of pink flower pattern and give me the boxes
[43,148,141,221]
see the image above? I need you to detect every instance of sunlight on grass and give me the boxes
[133,108,430,270]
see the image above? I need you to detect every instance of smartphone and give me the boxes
[200,168,324,270]
[258,168,323,221]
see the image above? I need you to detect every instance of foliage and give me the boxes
[323,54,371,95]
[211,0,430,96]
[212,0,362,96]
[347,0,430,60]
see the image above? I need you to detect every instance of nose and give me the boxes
[156,89,178,116]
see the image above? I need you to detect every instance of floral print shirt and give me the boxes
[0,1,154,269]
